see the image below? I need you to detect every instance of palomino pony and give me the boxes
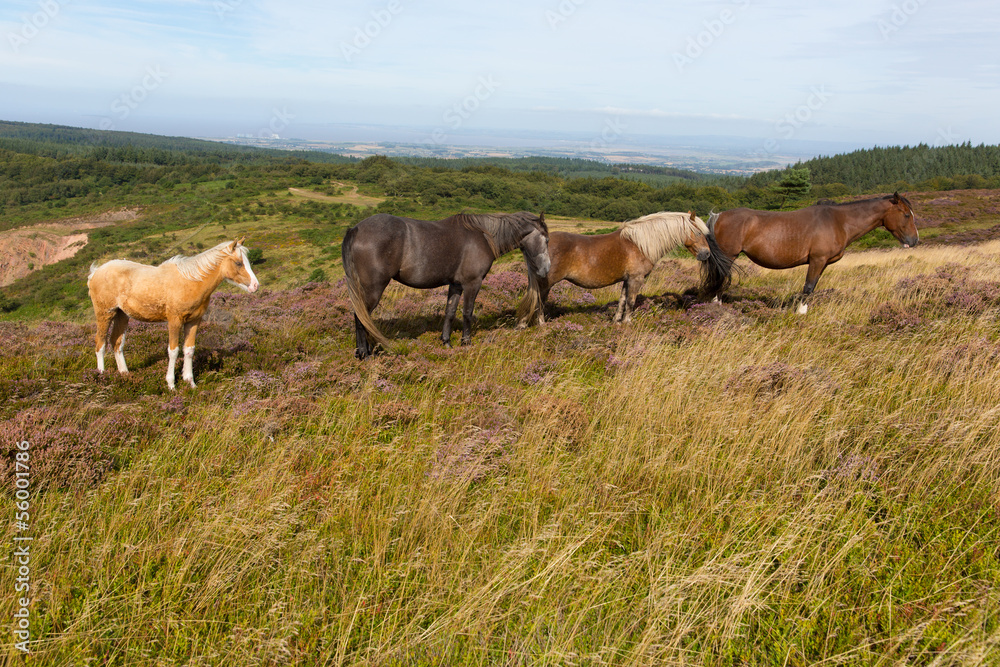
[516,211,732,326]
[87,239,260,390]
[342,211,550,359]
[704,193,919,313]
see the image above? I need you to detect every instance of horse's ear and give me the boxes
[539,212,545,223]
[227,240,238,252]
[689,210,696,221]
[891,192,901,204]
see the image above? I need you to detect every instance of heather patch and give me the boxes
[0,408,117,490]
[869,302,925,331]
[895,264,1000,316]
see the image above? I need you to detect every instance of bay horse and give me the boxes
[342,211,550,359]
[516,211,732,326]
[87,239,260,390]
[703,193,918,313]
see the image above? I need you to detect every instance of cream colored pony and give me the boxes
[88,239,260,390]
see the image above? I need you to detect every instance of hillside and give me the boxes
[3,124,1000,664]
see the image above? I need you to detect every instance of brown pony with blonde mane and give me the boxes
[87,239,260,390]
[517,211,731,326]
[704,193,918,313]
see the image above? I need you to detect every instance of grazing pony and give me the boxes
[87,239,260,390]
[703,193,918,313]
[342,211,550,359]
[517,211,731,326]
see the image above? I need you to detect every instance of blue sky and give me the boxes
[1,0,998,150]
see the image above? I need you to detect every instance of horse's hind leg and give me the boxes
[354,278,390,360]
[441,283,463,347]
[354,315,371,360]
[165,316,183,390]
[622,275,646,324]
[109,310,130,373]
[613,282,628,323]
[93,308,115,372]
[459,279,483,345]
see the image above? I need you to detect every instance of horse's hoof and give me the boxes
[460,338,471,346]
[797,303,808,315]
[711,296,720,304]
[442,341,452,349]
[515,322,527,330]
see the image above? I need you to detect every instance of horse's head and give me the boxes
[683,211,712,262]
[519,212,551,278]
[883,193,919,248]
[221,238,260,293]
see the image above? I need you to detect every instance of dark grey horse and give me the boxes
[342,211,551,359]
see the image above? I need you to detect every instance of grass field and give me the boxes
[2,192,1000,665]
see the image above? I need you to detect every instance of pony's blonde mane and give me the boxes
[619,212,709,263]
[455,211,546,258]
[163,241,246,281]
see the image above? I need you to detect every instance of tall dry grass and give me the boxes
[3,242,1000,665]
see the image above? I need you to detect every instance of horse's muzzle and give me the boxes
[535,255,551,278]
[696,248,711,262]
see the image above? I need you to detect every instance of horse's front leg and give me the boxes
[441,283,463,347]
[166,317,183,391]
[796,257,829,315]
[460,279,483,345]
[181,319,201,388]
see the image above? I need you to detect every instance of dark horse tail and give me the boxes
[342,226,393,352]
[699,212,735,298]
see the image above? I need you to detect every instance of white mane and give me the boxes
[619,212,709,263]
[163,242,246,281]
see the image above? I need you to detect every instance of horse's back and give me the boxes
[715,207,841,268]
[348,213,487,288]
[547,230,634,288]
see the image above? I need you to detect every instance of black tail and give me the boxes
[699,232,735,298]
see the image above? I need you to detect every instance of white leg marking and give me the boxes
[114,334,128,373]
[797,302,808,315]
[182,346,196,388]
[711,296,720,304]
[96,344,105,373]
[166,346,179,390]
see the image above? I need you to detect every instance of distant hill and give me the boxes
[750,142,1000,192]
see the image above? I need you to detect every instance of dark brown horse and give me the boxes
[703,193,918,313]
[342,211,550,359]
[517,211,732,326]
